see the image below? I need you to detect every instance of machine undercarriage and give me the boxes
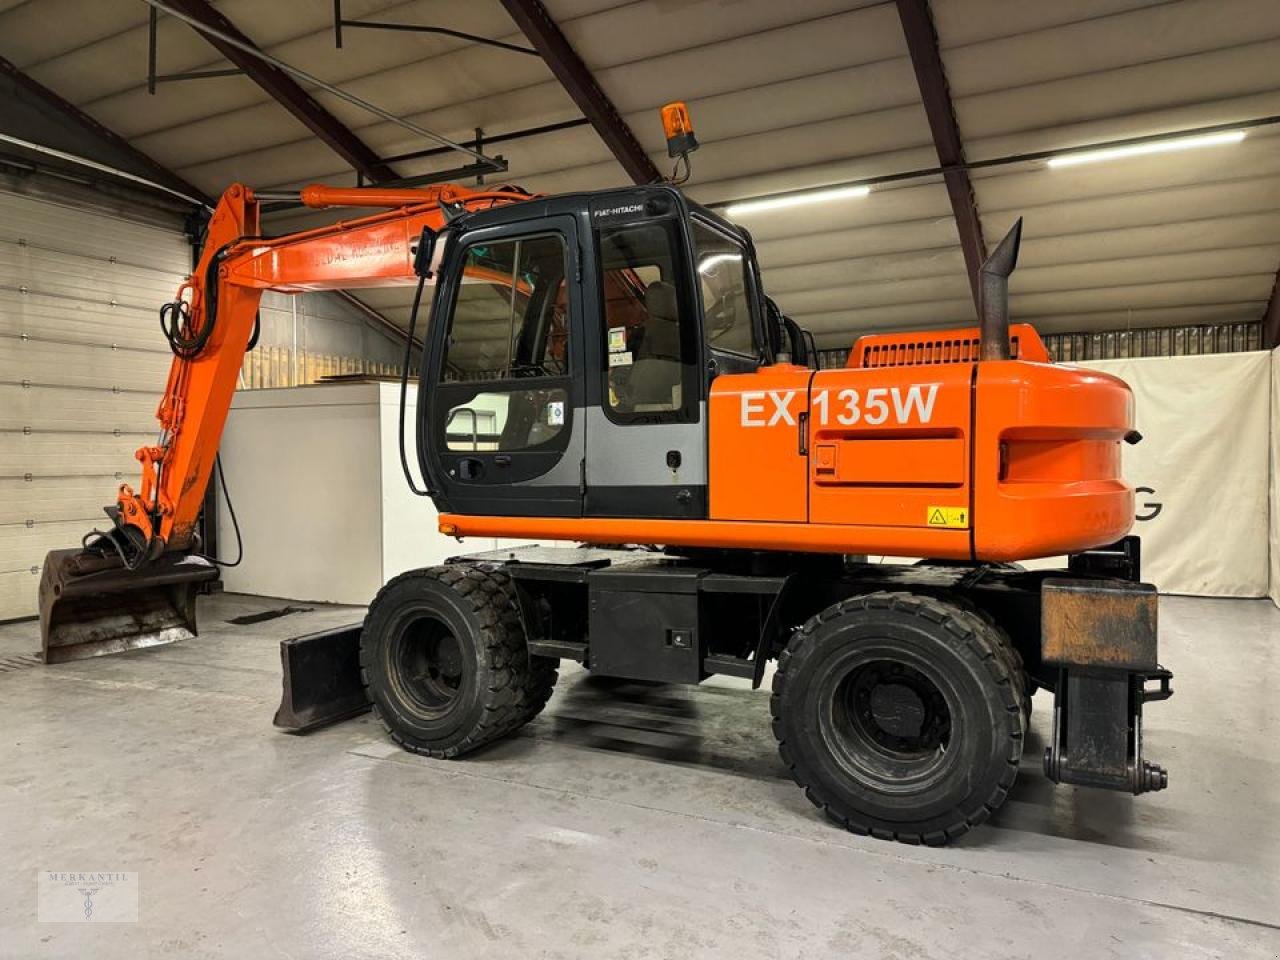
[275,538,1170,845]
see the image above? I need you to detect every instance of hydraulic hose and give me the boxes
[161,242,259,359]
[398,275,433,497]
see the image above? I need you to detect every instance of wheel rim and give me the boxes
[821,653,956,789]
[388,612,466,718]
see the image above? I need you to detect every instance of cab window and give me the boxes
[692,220,755,357]
[439,234,570,454]
[442,235,568,382]
[597,220,694,419]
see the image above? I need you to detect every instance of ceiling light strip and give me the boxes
[710,114,1278,216]
[1046,130,1246,168]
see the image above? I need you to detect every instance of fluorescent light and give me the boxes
[726,184,870,217]
[1047,130,1245,168]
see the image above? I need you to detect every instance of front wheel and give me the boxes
[360,564,557,758]
[771,591,1025,845]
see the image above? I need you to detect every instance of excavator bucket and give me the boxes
[38,548,219,664]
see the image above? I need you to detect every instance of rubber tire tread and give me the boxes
[771,590,1026,845]
[360,564,558,759]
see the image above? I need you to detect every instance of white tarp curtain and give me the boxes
[1032,352,1272,598]
[1270,348,1280,606]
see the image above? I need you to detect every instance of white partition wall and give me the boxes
[1087,352,1271,597]
[217,382,524,605]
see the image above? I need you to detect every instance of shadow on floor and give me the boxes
[534,673,787,779]
[493,670,1194,853]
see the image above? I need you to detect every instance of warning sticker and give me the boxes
[927,506,969,529]
[608,327,628,352]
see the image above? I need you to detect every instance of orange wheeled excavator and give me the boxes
[38,107,1172,845]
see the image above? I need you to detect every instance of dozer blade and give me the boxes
[39,548,219,664]
[273,623,370,733]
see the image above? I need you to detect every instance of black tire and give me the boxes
[771,591,1025,845]
[957,598,1033,724]
[360,564,558,758]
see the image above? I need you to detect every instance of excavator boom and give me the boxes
[39,181,531,662]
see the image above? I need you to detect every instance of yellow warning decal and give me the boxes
[926,506,969,529]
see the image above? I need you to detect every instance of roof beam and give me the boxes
[497,0,660,186]
[0,54,211,204]
[895,0,986,312]
[160,0,398,183]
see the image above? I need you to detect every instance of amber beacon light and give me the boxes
[661,101,699,158]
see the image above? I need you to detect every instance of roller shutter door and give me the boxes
[0,187,189,619]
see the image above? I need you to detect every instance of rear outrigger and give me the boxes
[39,103,1171,845]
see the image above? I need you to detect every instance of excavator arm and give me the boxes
[39,181,531,662]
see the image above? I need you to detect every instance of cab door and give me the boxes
[423,216,584,518]
[582,199,706,518]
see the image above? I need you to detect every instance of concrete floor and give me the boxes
[1,592,1278,959]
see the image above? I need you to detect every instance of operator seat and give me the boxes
[629,281,683,411]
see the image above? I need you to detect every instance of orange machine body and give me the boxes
[442,331,1134,562]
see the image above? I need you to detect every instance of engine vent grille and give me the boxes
[844,323,1048,369]
[857,336,1023,368]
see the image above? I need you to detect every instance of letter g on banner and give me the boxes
[1135,486,1162,522]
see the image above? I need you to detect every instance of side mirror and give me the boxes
[413,227,438,278]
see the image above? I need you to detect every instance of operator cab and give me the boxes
[418,185,785,522]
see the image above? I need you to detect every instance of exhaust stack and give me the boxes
[978,218,1023,361]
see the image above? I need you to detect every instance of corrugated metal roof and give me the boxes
[2,0,1278,347]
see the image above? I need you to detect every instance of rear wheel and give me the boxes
[360,564,558,758]
[771,591,1025,845]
